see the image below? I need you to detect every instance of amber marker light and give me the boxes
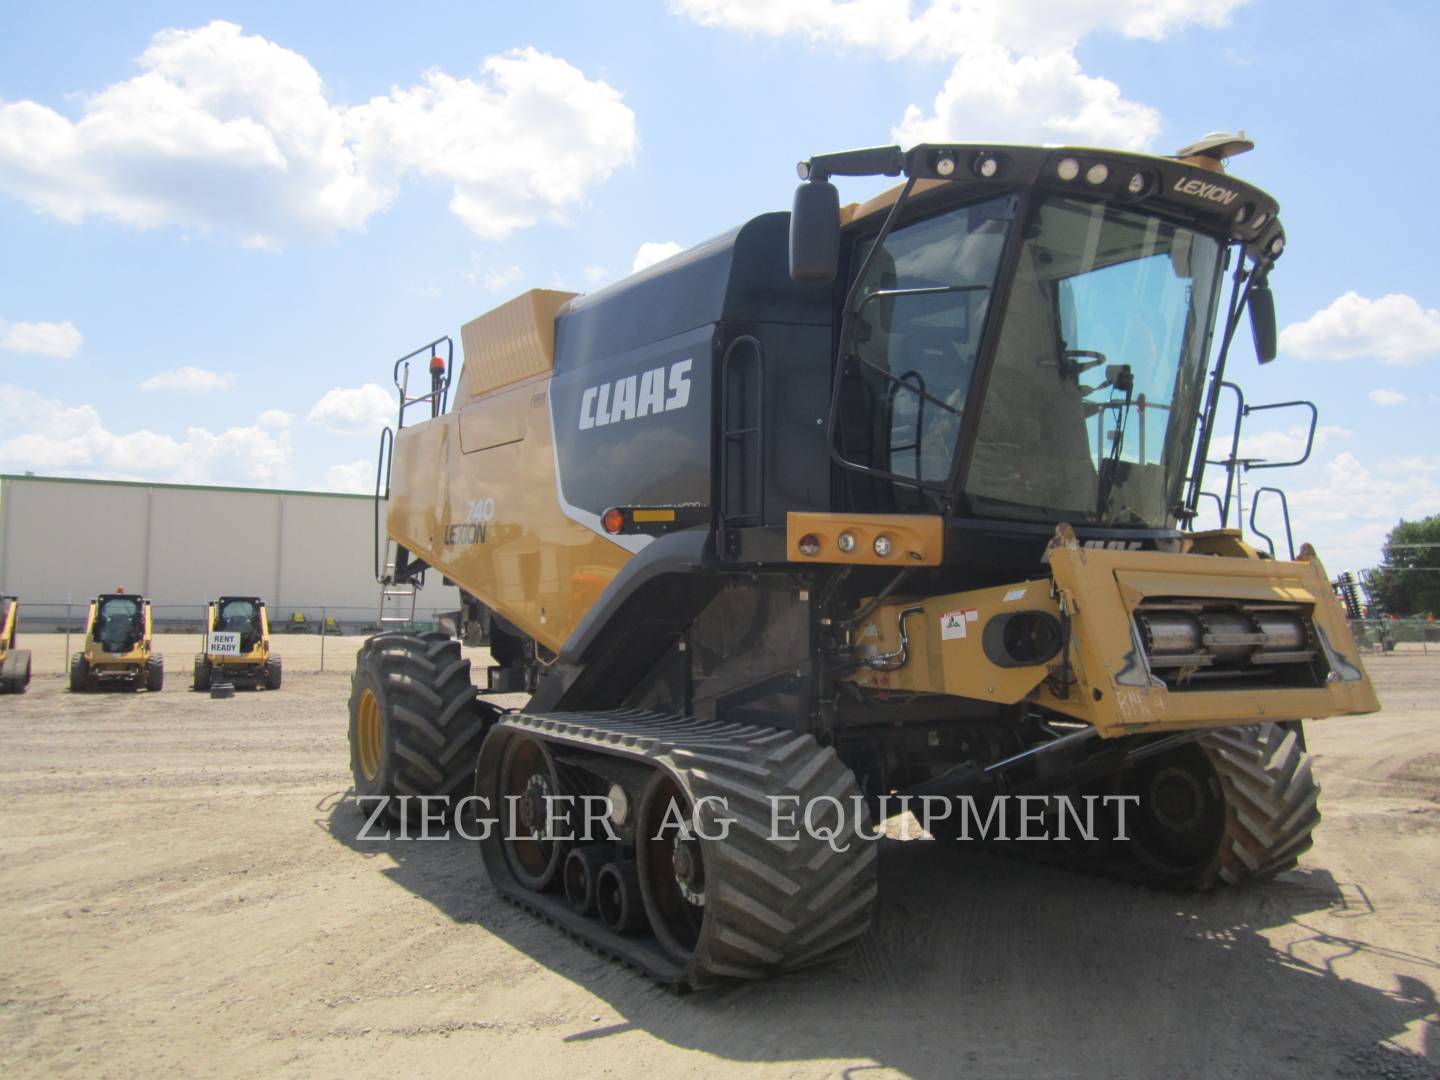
[602,508,625,534]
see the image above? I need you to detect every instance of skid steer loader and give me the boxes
[0,595,31,694]
[349,133,1378,989]
[71,591,163,692]
[193,597,281,691]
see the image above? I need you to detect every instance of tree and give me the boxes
[1369,515,1440,617]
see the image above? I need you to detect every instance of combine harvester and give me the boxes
[349,133,1378,988]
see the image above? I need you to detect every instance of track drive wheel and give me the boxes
[347,632,491,818]
[1119,722,1320,888]
[265,655,283,690]
[193,656,211,692]
[496,734,571,890]
[146,655,164,692]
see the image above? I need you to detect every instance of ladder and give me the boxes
[377,542,419,630]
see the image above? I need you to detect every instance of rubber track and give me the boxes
[979,722,1322,891]
[475,709,879,990]
[1203,723,1320,886]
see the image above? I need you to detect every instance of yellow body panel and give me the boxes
[388,369,632,657]
[787,512,944,566]
[457,289,576,405]
[848,529,1379,737]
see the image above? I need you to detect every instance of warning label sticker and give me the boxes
[940,609,978,640]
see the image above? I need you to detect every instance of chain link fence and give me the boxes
[1349,618,1439,655]
[11,600,463,675]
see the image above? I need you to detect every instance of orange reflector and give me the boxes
[602,508,625,534]
[632,509,676,523]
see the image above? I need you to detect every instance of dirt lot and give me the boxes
[1,642,1437,1079]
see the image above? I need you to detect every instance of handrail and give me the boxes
[1194,491,1225,527]
[373,426,394,583]
[391,336,455,431]
[719,335,765,527]
[1243,400,1318,470]
[1248,486,1296,561]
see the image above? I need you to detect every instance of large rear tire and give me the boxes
[347,632,491,819]
[265,655,282,690]
[193,656,211,692]
[146,655,164,692]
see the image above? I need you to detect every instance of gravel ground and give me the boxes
[0,648,1436,1078]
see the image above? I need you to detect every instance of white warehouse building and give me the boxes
[0,474,458,630]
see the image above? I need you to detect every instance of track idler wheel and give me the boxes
[596,861,646,934]
[563,847,609,916]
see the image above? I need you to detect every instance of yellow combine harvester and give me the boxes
[70,591,163,692]
[0,595,31,694]
[193,597,281,691]
[350,133,1378,988]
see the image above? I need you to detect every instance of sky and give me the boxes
[0,0,1436,574]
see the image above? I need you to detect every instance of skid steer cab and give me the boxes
[1,595,31,694]
[70,591,162,692]
[194,597,281,691]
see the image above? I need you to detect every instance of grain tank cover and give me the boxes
[457,289,578,406]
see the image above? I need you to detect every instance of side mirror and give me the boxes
[790,181,840,284]
[1249,281,1277,364]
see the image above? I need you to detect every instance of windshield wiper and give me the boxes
[1095,364,1135,515]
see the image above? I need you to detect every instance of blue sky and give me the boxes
[1,0,1436,573]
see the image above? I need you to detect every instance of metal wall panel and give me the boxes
[0,479,148,603]
[0,476,459,625]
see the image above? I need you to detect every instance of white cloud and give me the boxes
[582,264,610,286]
[306,382,394,435]
[0,22,637,248]
[0,319,83,358]
[257,409,292,429]
[469,263,524,292]
[324,460,373,494]
[139,365,236,392]
[0,385,289,484]
[1368,388,1406,406]
[633,241,685,273]
[1279,292,1440,364]
[671,1,1246,150]
[894,46,1159,150]
[670,0,1246,56]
